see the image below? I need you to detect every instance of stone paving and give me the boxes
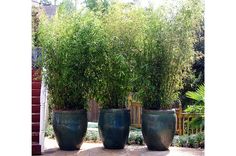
[43,137,204,156]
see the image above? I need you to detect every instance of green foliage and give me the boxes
[57,0,76,15]
[185,84,204,115]
[136,0,204,109]
[38,0,203,110]
[85,0,98,10]
[193,21,205,86]
[185,105,204,114]
[172,135,188,147]
[92,2,147,109]
[32,6,41,47]
[172,133,204,148]
[179,20,204,108]
[38,8,107,110]
[45,124,55,139]
[185,84,205,128]
[84,129,100,142]
[85,0,110,12]
[186,84,204,105]
[128,129,144,145]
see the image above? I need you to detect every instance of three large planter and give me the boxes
[142,109,176,151]
[52,107,176,151]
[98,109,130,149]
[52,109,87,150]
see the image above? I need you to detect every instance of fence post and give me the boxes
[178,104,183,135]
[137,105,141,127]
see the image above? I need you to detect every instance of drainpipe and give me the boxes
[39,70,48,153]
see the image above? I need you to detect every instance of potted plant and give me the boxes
[38,8,105,150]
[135,0,203,151]
[93,3,146,149]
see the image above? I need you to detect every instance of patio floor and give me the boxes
[43,137,204,156]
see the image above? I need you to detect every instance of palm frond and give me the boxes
[186,84,204,104]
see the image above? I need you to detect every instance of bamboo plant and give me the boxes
[38,9,107,110]
[136,0,204,110]
[93,2,147,109]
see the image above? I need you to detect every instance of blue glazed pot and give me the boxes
[142,109,176,151]
[52,110,87,150]
[98,109,130,149]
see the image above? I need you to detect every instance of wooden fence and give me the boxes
[175,107,204,135]
[128,102,142,128]
[87,100,203,135]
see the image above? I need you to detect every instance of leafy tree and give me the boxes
[193,20,204,84]
[57,0,76,14]
[32,6,42,47]
[180,20,204,108]
[84,0,110,12]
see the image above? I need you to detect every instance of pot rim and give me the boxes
[100,108,130,113]
[53,109,87,113]
[143,109,176,114]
